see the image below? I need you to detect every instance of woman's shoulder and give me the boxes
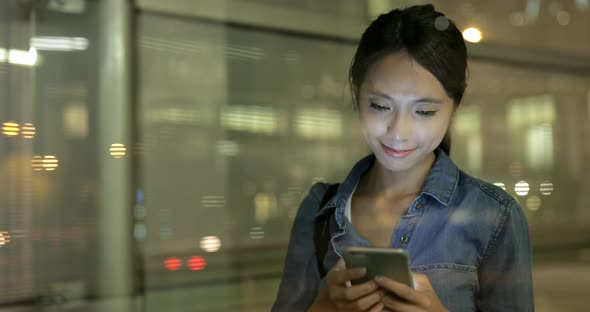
[454,170,519,210]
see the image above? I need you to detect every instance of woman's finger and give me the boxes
[329,280,378,301]
[374,276,429,307]
[327,266,367,286]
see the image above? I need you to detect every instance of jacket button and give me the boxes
[400,235,409,243]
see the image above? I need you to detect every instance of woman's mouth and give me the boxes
[381,144,416,158]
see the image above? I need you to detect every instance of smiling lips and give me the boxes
[381,144,416,158]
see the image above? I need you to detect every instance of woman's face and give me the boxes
[358,51,456,174]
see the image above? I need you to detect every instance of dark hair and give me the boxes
[349,4,467,156]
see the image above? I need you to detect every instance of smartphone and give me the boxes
[342,246,414,288]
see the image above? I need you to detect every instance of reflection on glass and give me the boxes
[515,180,530,196]
[200,236,221,253]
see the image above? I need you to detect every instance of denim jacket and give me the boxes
[272,150,533,312]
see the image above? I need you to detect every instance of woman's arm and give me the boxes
[271,183,326,312]
[476,200,534,311]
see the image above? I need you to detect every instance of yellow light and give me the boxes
[110,143,127,158]
[0,231,11,246]
[22,123,36,139]
[2,121,20,136]
[462,27,482,43]
[43,155,59,171]
[31,156,43,171]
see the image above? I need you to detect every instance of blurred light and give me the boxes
[216,140,240,157]
[295,108,342,139]
[200,236,221,253]
[0,231,11,246]
[201,195,225,209]
[220,105,277,134]
[462,28,482,43]
[540,181,554,195]
[250,226,264,240]
[508,95,555,129]
[527,124,553,170]
[164,257,182,271]
[64,103,88,138]
[2,121,20,136]
[526,195,541,211]
[187,256,206,271]
[576,0,590,10]
[556,11,571,26]
[110,143,127,158]
[3,48,38,66]
[43,155,59,171]
[509,11,526,26]
[134,224,146,240]
[255,193,277,224]
[311,177,327,184]
[224,44,264,61]
[30,36,89,51]
[493,182,506,191]
[21,123,36,138]
[515,181,530,196]
[31,156,43,171]
[525,0,541,20]
[509,162,523,177]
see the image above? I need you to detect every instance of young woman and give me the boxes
[272,4,533,312]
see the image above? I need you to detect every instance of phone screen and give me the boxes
[342,247,414,288]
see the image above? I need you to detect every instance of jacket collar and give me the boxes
[316,149,459,218]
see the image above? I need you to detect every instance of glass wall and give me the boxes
[1,0,589,311]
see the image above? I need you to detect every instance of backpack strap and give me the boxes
[314,183,340,278]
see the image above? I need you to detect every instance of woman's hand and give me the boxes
[309,258,386,312]
[374,273,448,312]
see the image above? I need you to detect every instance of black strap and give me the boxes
[314,183,340,278]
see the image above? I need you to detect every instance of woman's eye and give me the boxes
[416,110,436,116]
[370,103,389,111]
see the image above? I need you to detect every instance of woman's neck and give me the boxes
[358,152,436,199]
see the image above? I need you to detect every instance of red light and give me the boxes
[164,257,182,271]
[187,256,206,271]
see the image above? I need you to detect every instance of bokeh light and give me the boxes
[526,195,542,211]
[493,182,506,191]
[21,123,36,139]
[2,121,20,136]
[187,256,206,271]
[540,181,554,195]
[43,155,59,171]
[164,257,182,271]
[110,143,127,158]
[515,181,530,196]
[462,27,482,43]
[200,236,221,253]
